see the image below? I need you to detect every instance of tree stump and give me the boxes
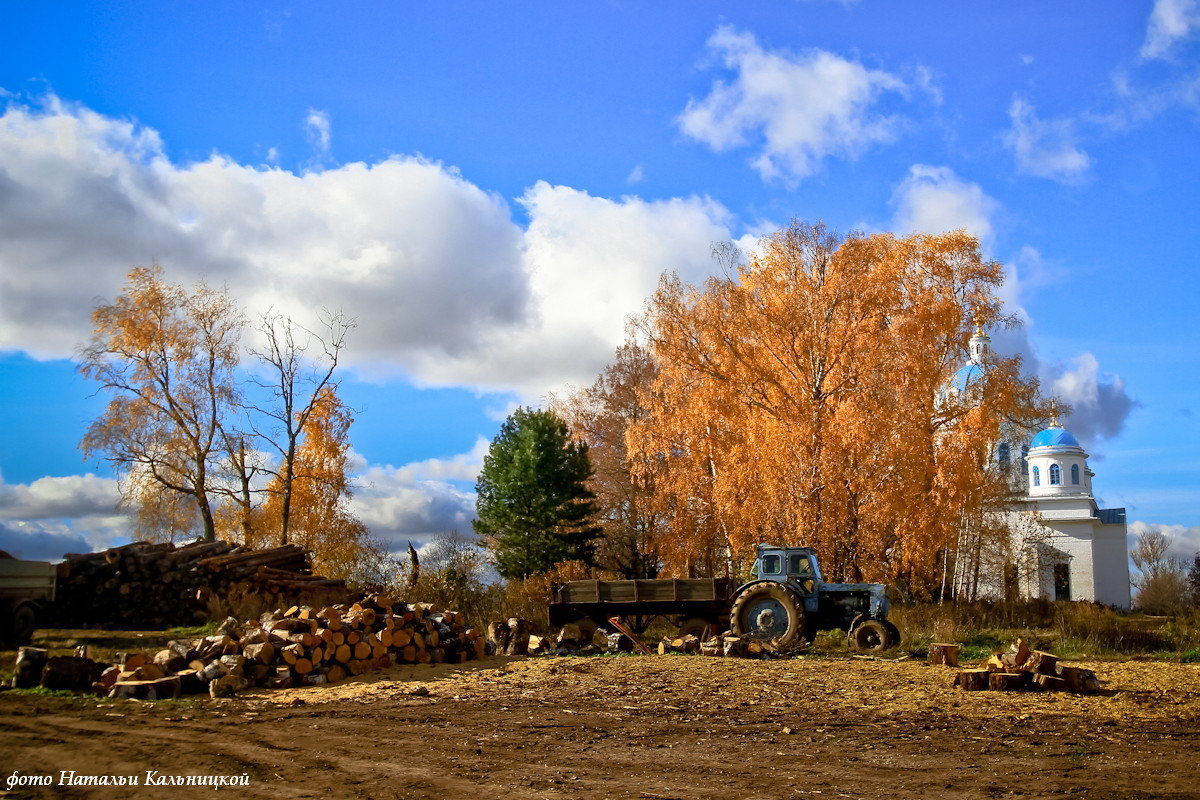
[13,647,48,689]
[956,669,990,691]
[988,672,1026,691]
[928,643,961,667]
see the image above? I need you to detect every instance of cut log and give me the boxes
[1023,650,1059,676]
[1032,673,1068,692]
[504,619,530,656]
[1059,666,1102,694]
[956,669,991,691]
[988,672,1027,691]
[38,656,101,691]
[928,643,961,667]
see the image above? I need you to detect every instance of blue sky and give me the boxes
[1,1,1197,561]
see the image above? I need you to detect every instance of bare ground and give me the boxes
[1,655,1199,800]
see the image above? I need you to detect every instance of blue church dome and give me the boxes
[1030,427,1081,449]
[949,362,986,392]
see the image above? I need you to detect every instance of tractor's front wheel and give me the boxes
[849,619,895,653]
[730,583,806,647]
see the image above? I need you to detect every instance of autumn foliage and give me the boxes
[611,222,1047,594]
[81,265,374,581]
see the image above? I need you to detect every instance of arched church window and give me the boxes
[1071,464,1080,485]
[1050,464,1062,485]
[1032,466,1040,486]
[997,442,1010,465]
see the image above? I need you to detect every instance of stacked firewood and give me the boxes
[947,638,1104,694]
[52,540,348,629]
[12,596,486,699]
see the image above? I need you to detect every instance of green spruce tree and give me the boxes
[473,407,601,580]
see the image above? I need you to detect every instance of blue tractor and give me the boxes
[728,544,900,651]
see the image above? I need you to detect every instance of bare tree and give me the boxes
[246,310,354,546]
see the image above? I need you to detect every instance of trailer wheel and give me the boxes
[883,620,902,647]
[10,603,37,647]
[573,618,599,646]
[730,583,806,647]
[849,619,894,653]
[677,617,711,639]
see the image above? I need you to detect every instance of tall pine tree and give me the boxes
[474,407,601,580]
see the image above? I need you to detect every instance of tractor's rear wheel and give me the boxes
[730,583,806,647]
[850,619,895,653]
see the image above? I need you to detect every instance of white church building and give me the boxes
[945,324,1132,609]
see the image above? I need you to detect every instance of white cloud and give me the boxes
[1142,0,1200,60]
[890,164,999,246]
[305,108,331,156]
[0,97,735,400]
[1049,353,1138,445]
[626,164,645,185]
[0,472,130,556]
[1128,521,1200,562]
[678,26,911,183]
[0,473,121,521]
[0,523,92,561]
[1004,97,1090,183]
[414,181,732,396]
[349,439,492,552]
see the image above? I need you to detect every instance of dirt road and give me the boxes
[2,655,1199,799]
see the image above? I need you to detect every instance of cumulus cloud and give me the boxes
[1142,0,1200,59]
[0,472,130,555]
[1128,521,1200,562]
[0,523,92,561]
[890,165,999,246]
[0,97,737,398]
[1004,97,1091,183]
[1049,353,1138,445]
[415,181,732,395]
[678,26,911,183]
[0,473,121,520]
[351,448,481,554]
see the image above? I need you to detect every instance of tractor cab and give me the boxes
[751,545,821,591]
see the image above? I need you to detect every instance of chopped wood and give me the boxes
[928,643,960,667]
[1024,650,1059,676]
[956,669,990,691]
[988,672,1027,691]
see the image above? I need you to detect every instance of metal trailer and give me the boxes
[0,551,57,647]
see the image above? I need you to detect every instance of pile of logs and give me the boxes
[486,618,533,656]
[13,596,485,699]
[946,638,1104,694]
[537,623,796,659]
[52,540,349,629]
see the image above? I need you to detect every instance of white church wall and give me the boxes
[1045,522,1098,603]
[1092,524,1132,609]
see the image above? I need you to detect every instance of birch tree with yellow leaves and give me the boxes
[627,222,1048,594]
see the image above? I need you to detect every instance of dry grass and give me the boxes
[889,600,1200,660]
